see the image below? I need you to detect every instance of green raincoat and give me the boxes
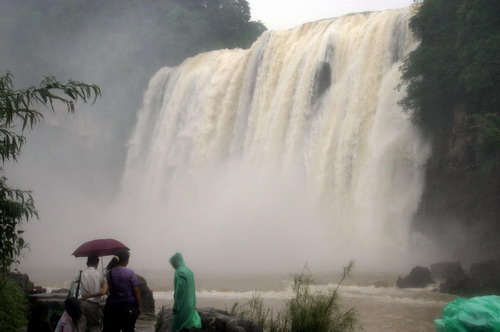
[169,252,202,332]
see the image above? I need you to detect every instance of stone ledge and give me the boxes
[156,306,262,332]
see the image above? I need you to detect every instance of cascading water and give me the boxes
[118,7,430,273]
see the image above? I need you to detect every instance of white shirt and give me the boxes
[79,266,104,303]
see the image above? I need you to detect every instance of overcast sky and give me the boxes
[248,0,415,29]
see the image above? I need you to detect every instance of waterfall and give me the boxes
[119,7,430,273]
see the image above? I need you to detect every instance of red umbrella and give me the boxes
[72,238,129,257]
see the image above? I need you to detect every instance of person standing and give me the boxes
[76,255,107,332]
[103,249,142,332]
[169,252,202,332]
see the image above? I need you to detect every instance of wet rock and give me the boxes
[136,274,155,316]
[469,259,500,295]
[27,293,67,332]
[439,274,473,295]
[438,259,500,295]
[396,266,434,288]
[26,286,47,294]
[6,271,35,290]
[430,261,464,280]
[156,307,262,332]
[312,62,332,102]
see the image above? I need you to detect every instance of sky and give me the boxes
[248,0,415,29]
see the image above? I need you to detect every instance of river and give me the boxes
[150,272,454,331]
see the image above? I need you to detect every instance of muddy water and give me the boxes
[152,273,455,331]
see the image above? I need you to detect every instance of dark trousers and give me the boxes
[102,301,138,332]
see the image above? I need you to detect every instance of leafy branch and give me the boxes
[0,72,101,271]
[0,72,101,162]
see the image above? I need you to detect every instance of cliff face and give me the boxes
[414,106,500,263]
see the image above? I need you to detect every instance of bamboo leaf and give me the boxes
[0,72,100,270]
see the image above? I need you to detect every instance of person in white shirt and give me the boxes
[77,255,108,332]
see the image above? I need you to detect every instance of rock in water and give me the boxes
[136,274,155,316]
[430,261,464,280]
[470,259,500,295]
[439,274,473,295]
[397,266,434,288]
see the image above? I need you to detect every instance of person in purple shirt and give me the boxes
[103,249,142,332]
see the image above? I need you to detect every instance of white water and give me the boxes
[116,7,430,274]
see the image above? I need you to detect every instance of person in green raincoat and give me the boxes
[169,252,202,332]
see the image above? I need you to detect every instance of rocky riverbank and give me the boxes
[156,307,261,332]
[16,271,259,332]
[397,260,500,296]
[12,272,155,331]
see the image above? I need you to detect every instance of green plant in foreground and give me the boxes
[231,295,288,332]
[0,71,101,271]
[287,261,357,332]
[233,261,358,332]
[0,276,28,332]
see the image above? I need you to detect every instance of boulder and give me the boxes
[27,293,67,332]
[438,259,500,295]
[430,261,464,280]
[7,271,47,294]
[396,266,434,288]
[6,271,34,290]
[469,259,500,295]
[136,274,155,316]
[156,307,262,332]
[439,274,474,295]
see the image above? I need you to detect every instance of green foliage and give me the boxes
[0,72,101,161]
[400,0,500,161]
[473,113,500,158]
[0,72,101,270]
[0,0,267,69]
[0,176,36,271]
[456,0,500,111]
[399,0,463,132]
[0,276,28,332]
[286,262,357,332]
[230,295,288,332]
[173,0,267,51]
[233,262,358,332]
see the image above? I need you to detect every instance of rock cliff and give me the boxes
[413,106,500,262]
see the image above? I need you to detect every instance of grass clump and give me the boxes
[230,295,288,332]
[0,275,28,332]
[233,261,358,332]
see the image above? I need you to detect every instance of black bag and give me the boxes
[65,270,82,322]
[64,297,81,321]
[120,302,140,319]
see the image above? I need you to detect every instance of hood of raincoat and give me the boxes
[169,252,185,269]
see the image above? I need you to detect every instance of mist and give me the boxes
[1,2,449,286]
[0,1,184,280]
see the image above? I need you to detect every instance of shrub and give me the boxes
[231,295,288,332]
[233,261,358,332]
[0,276,28,332]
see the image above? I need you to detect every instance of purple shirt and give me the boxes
[107,266,140,304]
